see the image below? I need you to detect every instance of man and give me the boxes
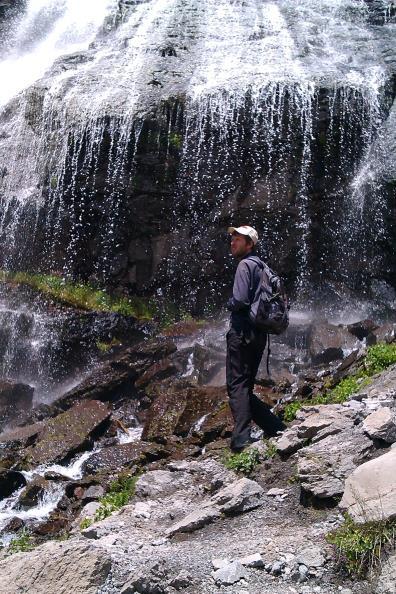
[226,225,285,452]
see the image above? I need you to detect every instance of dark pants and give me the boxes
[226,326,285,449]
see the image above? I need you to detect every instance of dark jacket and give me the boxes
[228,253,263,332]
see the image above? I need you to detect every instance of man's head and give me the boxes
[228,225,258,259]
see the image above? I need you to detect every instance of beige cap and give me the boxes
[228,225,259,245]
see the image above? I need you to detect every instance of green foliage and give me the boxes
[327,515,396,576]
[79,518,93,530]
[365,343,396,375]
[168,132,183,149]
[224,448,261,475]
[283,342,396,422]
[8,529,35,554]
[96,338,121,353]
[263,439,277,459]
[93,473,139,522]
[1,271,154,320]
[283,401,303,423]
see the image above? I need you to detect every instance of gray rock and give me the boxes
[166,505,220,536]
[0,541,111,593]
[275,428,305,455]
[169,570,192,590]
[83,485,105,500]
[211,561,247,585]
[298,564,309,581]
[375,553,396,594]
[135,470,186,499]
[210,477,264,514]
[362,407,396,443]
[352,364,396,411]
[297,428,373,499]
[266,488,286,497]
[296,546,325,568]
[340,449,396,522]
[297,405,354,442]
[238,553,264,567]
[271,560,285,575]
[212,558,229,570]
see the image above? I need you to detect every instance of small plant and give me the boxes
[168,132,183,149]
[224,448,261,475]
[93,473,139,522]
[8,529,35,554]
[365,343,396,375]
[96,338,121,353]
[283,401,303,423]
[327,514,396,576]
[79,517,93,531]
[263,439,277,459]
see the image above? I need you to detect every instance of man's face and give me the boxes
[230,232,253,258]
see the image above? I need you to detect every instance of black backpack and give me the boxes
[245,256,289,335]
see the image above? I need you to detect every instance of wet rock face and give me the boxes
[0,380,34,430]
[142,380,228,443]
[18,476,50,508]
[82,441,169,474]
[53,338,177,410]
[25,400,111,466]
[0,468,26,500]
[308,323,358,365]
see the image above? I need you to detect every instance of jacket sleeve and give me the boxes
[228,261,251,312]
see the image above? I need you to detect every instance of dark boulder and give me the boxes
[0,380,34,431]
[82,441,169,474]
[18,476,50,508]
[2,516,25,533]
[25,400,111,466]
[366,323,396,346]
[308,322,358,365]
[142,380,228,443]
[53,339,176,410]
[0,468,26,500]
[347,319,378,341]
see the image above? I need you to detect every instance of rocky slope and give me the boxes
[0,314,396,593]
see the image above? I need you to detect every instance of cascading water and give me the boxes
[0,0,394,390]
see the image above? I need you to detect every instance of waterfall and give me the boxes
[0,0,394,389]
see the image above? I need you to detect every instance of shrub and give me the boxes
[224,448,261,475]
[94,473,139,522]
[365,343,396,375]
[327,515,396,576]
[263,439,277,459]
[8,529,35,554]
[79,518,93,530]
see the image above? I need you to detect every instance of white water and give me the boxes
[0,0,117,108]
[0,424,143,540]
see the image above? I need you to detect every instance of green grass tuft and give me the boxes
[79,518,93,531]
[7,529,35,554]
[93,473,139,523]
[263,439,277,459]
[327,515,396,576]
[365,343,396,375]
[223,448,261,475]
